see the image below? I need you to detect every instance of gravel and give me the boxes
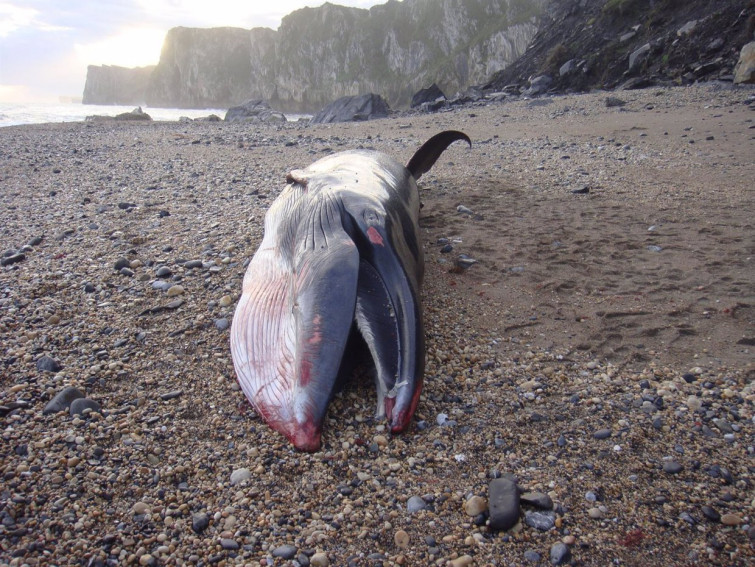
[0,83,753,565]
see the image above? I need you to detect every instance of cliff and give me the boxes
[83,0,545,112]
[487,0,752,93]
[82,65,155,105]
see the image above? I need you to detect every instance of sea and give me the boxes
[0,102,306,128]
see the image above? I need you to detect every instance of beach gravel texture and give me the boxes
[1,83,753,566]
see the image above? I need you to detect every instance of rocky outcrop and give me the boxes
[82,65,155,105]
[487,0,752,94]
[85,0,545,111]
[224,100,286,122]
[734,42,755,84]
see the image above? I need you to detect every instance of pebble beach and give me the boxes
[1,83,754,566]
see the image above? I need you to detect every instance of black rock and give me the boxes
[593,428,612,439]
[36,355,62,373]
[1,253,26,266]
[43,386,85,415]
[411,83,446,108]
[220,539,239,550]
[489,477,520,531]
[521,492,553,510]
[155,266,172,278]
[191,513,210,533]
[69,398,101,416]
[113,258,131,271]
[701,505,721,522]
[311,94,390,124]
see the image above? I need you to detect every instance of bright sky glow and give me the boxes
[0,0,387,102]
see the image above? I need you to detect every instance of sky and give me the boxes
[0,0,387,103]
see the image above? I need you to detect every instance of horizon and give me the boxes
[0,0,389,103]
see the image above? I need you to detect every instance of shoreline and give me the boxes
[1,83,753,566]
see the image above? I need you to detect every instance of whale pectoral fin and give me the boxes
[406,130,471,180]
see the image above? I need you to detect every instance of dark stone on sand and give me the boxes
[663,461,683,474]
[489,477,520,531]
[521,492,553,510]
[1,253,25,266]
[155,266,172,278]
[701,505,721,522]
[311,93,390,124]
[605,96,626,107]
[191,512,210,533]
[36,355,62,373]
[220,539,239,550]
[69,398,101,416]
[550,542,571,565]
[593,428,612,439]
[113,258,130,271]
[272,544,298,559]
[183,260,203,269]
[214,318,230,331]
[160,390,183,401]
[524,550,541,563]
[44,386,85,414]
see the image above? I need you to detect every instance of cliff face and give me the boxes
[82,65,155,105]
[146,27,276,109]
[83,0,545,111]
[268,0,543,111]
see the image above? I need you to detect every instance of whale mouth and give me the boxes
[230,131,470,451]
[231,177,423,452]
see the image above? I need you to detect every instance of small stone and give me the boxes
[132,502,149,515]
[214,318,230,331]
[524,510,556,531]
[464,495,487,517]
[588,507,604,519]
[44,386,85,414]
[219,295,233,308]
[720,513,742,526]
[272,544,297,559]
[113,258,131,271]
[155,266,172,278]
[230,468,251,485]
[160,390,183,401]
[220,539,239,550]
[686,395,702,411]
[449,556,473,567]
[191,513,210,533]
[701,506,721,522]
[166,285,185,297]
[407,495,427,513]
[138,555,154,566]
[593,428,612,439]
[521,492,553,510]
[36,355,62,373]
[69,398,101,416]
[120,267,134,277]
[524,550,540,563]
[663,461,683,474]
[394,529,409,548]
[489,477,520,531]
[184,260,203,269]
[550,542,571,565]
[310,552,329,567]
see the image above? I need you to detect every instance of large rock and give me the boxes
[628,43,651,73]
[734,42,755,85]
[410,83,446,108]
[523,75,552,96]
[224,100,286,123]
[115,107,152,121]
[310,94,390,124]
[488,477,520,531]
[44,386,85,415]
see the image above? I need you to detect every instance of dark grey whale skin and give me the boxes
[230,131,470,451]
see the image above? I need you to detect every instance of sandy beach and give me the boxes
[1,83,753,566]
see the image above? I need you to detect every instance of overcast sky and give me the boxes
[0,0,388,103]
